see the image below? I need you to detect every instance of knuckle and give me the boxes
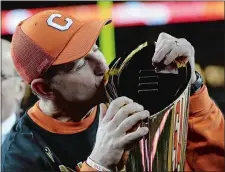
[159,32,167,38]
[134,112,145,121]
[179,38,187,42]
[111,97,125,107]
[143,110,150,116]
[119,96,132,104]
[179,38,192,47]
[130,115,139,122]
[119,107,129,116]
[142,114,149,120]
[121,103,142,114]
[123,117,133,127]
[120,96,128,100]
[133,102,143,109]
[159,32,171,40]
[114,96,125,103]
[133,110,149,120]
[121,96,131,101]
[110,99,118,106]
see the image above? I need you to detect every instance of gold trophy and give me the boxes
[104,42,191,172]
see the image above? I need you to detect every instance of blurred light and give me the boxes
[204,65,224,87]
[5,9,32,34]
[143,4,170,26]
[113,2,170,26]
[1,2,224,35]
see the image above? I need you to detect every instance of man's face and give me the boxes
[1,49,23,122]
[50,44,109,104]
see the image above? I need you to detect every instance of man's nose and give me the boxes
[94,59,109,76]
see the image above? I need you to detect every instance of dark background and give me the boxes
[2,1,224,113]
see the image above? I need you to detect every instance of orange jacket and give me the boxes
[185,85,224,171]
[81,85,225,171]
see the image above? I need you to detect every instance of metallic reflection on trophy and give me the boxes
[104,42,191,172]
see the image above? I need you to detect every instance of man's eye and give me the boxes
[76,59,86,69]
[93,47,100,52]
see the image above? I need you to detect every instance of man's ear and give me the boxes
[31,78,55,100]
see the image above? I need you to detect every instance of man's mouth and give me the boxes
[95,76,104,88]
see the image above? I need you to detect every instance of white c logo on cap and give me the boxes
[47,14,73,31]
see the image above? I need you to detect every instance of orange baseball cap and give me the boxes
[11,10,111,84]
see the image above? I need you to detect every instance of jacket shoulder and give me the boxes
[1,115,48,171]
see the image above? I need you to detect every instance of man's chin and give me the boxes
[93,81,108,104]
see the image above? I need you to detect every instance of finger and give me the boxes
[116,110,149,134]
[163,47,179,65]
[154,33,168,52]
[153,40,174,63]
[153,40,166,64]
[99,103,108,123]
[156,32,176,46]
[120,127,149,147]
[154,40,166,56]
[102,96,133,123]
[154,32,177,62]
[164,41,192,65]
[177,39,194,57]
[109,103,144,129]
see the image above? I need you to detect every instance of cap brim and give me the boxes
[52,19,112,65]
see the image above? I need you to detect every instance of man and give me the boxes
[1,39,26,144]
[2,10,224,172]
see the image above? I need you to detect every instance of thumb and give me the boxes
[99,103,108,123]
